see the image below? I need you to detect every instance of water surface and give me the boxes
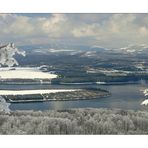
[0,83,147,111]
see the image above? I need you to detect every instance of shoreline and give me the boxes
[0,81,144,85]
[7,94,111,103]
[60,81,146,85]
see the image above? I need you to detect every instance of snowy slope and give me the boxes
[0,67,58,80]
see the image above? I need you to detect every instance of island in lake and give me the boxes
[1,88,110,103]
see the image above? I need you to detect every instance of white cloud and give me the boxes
[1,13,148,48]
[72,24,99,37]
[0,14,69,44]
[41,14,67,35]
[71,14,148,48]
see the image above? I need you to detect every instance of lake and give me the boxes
[0,83,148,111]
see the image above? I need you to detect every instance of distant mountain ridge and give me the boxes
[16,43,148,58]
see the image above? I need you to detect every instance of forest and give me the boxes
[0,108,148,134]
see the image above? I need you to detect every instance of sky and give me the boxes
[1,13,148,49]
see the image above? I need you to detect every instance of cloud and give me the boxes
[41,14,67,36]
[0,14,69,44]
[72,24,99,37]
[71,14,148,48]
[1,13,148,48]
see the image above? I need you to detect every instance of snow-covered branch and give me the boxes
[0,96,10,113]
[0,43,25,67]
[0,108,148,134]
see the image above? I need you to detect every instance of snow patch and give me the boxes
[81,51,97,57]
[0,89,80,96]
[118,44,148,54]
[48,48,75,52]
[141,99,148,106]
[143,89,148,96]
[0,68,58,80]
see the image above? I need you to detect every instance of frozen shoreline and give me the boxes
[0,89,79,96]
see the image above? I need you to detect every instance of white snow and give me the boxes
[143,89,148,96]
[119,44,148,54]
[81,51,97,57]
[32,48,75,54]
[48,48,75,52]
[0,43,25,67]
[0,43,58,80]
[0,96,10,113]
[141,99,148,106]
[141,89,148,106]
[0,89,80,96]
[96,81,106,84]
[0,68,58,80]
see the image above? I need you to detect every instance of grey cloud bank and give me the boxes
[1,13,148,49]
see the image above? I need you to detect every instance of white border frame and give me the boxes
[0,0,148,13]
[1,0,148,148]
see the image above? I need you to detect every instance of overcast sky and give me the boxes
[0,13,148,49]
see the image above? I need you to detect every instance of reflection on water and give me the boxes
[0,83,147,111]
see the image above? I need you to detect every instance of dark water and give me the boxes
[0,83,148,111]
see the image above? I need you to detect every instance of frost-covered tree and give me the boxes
[0,43,25,67]
[0,96,10,113]
[0,108,148,134]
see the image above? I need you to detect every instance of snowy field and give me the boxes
[0,67,58,80]
[0,89,79,96]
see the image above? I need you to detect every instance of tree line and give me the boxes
[0,108,148,134]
